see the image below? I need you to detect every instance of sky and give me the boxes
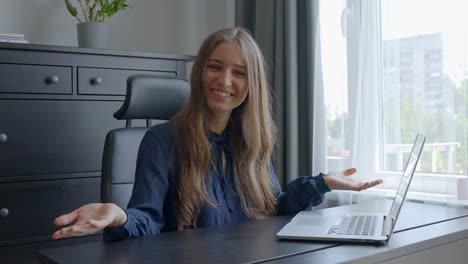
[382,0,468,40]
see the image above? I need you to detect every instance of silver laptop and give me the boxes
[277,133,426,243]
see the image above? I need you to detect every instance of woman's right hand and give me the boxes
[52,203,127,239]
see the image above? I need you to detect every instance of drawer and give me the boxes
[0,178,100,244]
[0,100,124,177]
[0,63,72,94]
[78,67,175,95]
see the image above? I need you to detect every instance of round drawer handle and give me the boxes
[45,75,59,85]
[0,208,9,218]
[0,133,6,143]
[90,77,102,85]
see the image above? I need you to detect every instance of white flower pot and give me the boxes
[457,178,468,200]
[77,22,109,49]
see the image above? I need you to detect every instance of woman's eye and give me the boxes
[234,70,246,77]
[207,64,221,71]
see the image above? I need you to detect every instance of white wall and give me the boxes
[0,0,235,56]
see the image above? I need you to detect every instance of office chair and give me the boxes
[100,75,190,209]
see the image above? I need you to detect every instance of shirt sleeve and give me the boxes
[269,166,331,215]
[103,130,170,240]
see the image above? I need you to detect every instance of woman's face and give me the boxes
[204,41,248,119]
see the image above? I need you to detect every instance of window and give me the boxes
[320,0,468,203]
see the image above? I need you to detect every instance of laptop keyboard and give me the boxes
[327,215,377,236]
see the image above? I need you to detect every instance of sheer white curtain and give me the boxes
[315,0,385,206]
[311,12,327,176]
[347,0,383,202]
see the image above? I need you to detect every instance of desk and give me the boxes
[37,200,468,264]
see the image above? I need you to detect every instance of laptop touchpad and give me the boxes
[295,218,330,226]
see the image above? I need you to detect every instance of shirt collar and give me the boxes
[208,126,232,158]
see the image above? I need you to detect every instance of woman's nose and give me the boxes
[220,70,232,87]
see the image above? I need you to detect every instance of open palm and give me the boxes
[52,203,126,239]
[324,168,383,191]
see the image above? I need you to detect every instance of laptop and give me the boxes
[277,132,426,243]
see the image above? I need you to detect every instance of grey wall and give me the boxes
[0,0,235,55]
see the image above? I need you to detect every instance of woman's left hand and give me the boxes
[324,168,382,191]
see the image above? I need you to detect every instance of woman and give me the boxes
[52,27,382,240]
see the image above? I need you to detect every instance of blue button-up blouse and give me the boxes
[104,120,330,240]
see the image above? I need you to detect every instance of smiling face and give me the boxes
[204,41,249,120]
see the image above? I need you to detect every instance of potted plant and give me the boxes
[64,0,130,48]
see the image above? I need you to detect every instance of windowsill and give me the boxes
[375,170,465,180]
[328,188,468,208]
[324,157,468,205]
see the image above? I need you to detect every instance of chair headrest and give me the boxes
[114,75,190,120]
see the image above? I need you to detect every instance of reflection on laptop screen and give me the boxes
[389,133,426,223]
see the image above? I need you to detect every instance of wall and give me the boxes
[0,0,235,56]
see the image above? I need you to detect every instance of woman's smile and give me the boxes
[210,88,233,98]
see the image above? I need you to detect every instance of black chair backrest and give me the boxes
[101,75,190,209]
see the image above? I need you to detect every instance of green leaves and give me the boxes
[64,0,80,22]
[109,0,129,17]
[64,0,130,23]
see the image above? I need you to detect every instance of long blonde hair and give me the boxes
[173,27,277,229]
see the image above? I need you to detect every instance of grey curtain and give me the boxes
[236,0,321,186]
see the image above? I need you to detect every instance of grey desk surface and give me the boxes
[266,216,468,264]
[37,200,468,264]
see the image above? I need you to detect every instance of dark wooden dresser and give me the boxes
[0,42,193,262]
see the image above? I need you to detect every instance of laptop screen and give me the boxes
[388,133,426,227]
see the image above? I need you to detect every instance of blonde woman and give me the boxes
[52,28,382,240]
